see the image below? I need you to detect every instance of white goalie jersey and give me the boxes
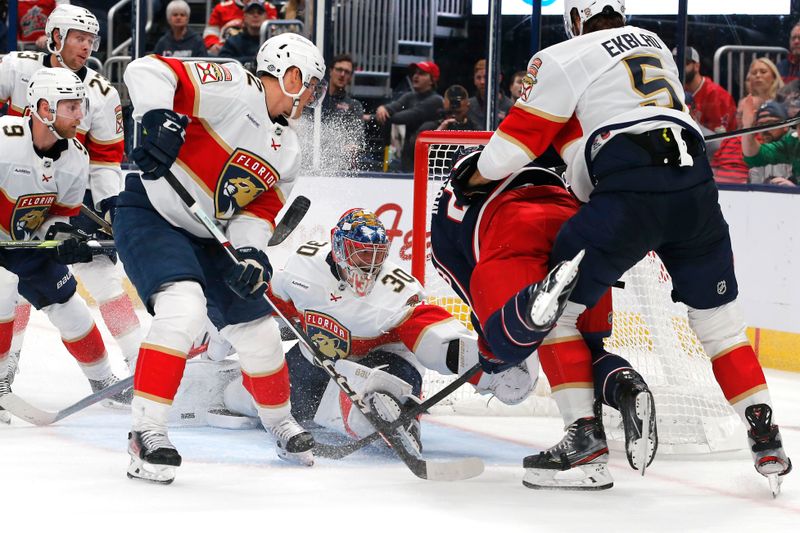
[269,240,476,374]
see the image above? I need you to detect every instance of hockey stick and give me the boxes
[161,168,483,481]
[0,239,115,251]
[0,375,133,426]
[315,363,483,459]
[704,115,800,142]
[79,204,114,236]
[267,195,310,246]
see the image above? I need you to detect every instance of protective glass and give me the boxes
[304,78,328,109]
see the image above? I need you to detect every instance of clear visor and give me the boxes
[65,29,100,52]
[304,78,328,110]
[56,98,87,121]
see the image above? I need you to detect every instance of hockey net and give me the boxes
[412,130,742,454]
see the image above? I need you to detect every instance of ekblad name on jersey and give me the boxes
[0,116,89,241]
[269,241,474,372]
[478,26,702,202]
[0,51,124,207]
[124,55,301,249]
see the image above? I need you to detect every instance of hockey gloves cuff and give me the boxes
[449,147,495,205]
[226,247,273,300]
[45,222,95,265]
[132,108,189,181]
[99,196,118,225]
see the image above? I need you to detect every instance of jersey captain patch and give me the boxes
[214,148,279,219]
[304,310,351,360]
[10,193,56,239]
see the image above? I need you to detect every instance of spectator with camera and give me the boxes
[416,85,479,134]
[219,0,269,68]
[373,61,444,172]
[153,1,206,58]
[742,99,800,185]
[777,21,800,83]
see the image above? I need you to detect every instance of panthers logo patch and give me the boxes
[215,148,279,219]
[11,194,56,240]
[304,311,351,360]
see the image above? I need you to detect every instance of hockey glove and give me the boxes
[449,146,496,205]
[99,196,118,225]
[44,222,95,265]
[132,109,189,180]
[225,247,273,300]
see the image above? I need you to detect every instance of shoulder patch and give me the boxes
[194,62,233,84]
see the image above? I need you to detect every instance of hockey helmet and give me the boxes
[46,5,101,55]
[256,32,327,115]
[27,68,87,129]
[563,0,625,39]
[331,209,390,297]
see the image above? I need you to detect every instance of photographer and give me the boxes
[417,85,480,134]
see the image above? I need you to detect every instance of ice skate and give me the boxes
[0,375,10,424]
[264,414,315,466]
[6,349,19,386]
[368,390,423,458]
[522,416,613,491]
[526,250,584,330]
[614,369,658,474]
[89,374,133,409]
[745,404,792,497]
[127,430,182,484]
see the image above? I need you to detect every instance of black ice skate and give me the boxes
[368,391,423,458]
[89,375,133,409]
[522,416,613,491]
[265,414,315,466]
[526,250,584,331]
[127,430,182,484]
[745,404,792,497]
[614,369,658,474]
[0,374,10,424]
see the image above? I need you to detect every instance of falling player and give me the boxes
[457,0,791,494]
[0,68,130,424]
[207,208,534,456]
[118,33,326,484]
[0,5,144,379]
[432,159,656,490]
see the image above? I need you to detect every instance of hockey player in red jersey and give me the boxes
[432,153,658,490]
[459,0,791,495]
[203,0,278,54]
[0,69,130,424]
[118,33,326,483]
[0,5,144,381]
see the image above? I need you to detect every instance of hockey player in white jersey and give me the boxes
[0,5,144,380]
[118,33,326,483]
[0,68,130,424]
[455,0,791,494]
[213,208,536,455]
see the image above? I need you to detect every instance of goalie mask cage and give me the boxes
[411,130,743,454]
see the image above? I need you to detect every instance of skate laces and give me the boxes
[745,404,780,450]
[0,376,10,396]
[266,416,305,443]
[90,375,119,392]
[140,430,176,451]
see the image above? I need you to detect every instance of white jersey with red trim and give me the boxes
[124,55,301,250]
[270,240,475,373]
[0,116,88,242]
[477,25,702,202]
[0,51,124,208]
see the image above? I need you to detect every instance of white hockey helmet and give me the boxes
[46,5,101,55]
[256,32,327,114]
[563,0,625,39]
[27,67,87,128]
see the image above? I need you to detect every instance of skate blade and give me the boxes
[768,473,782,498]
[0,409,10,424]
[101,398,132,410]
[127,455,177,484]
[631,392,656,475]
[522,463,613,491]
[277,448,315,467]
[530,250,584,326]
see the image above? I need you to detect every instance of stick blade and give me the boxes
[0,394,58,425]
[421,457,485,481]
[268,195,311,246]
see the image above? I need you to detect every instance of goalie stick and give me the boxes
[315,363,483,459]
[0,376,133,426]
[161,168,484,482]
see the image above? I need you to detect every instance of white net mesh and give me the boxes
[416,133,742,454]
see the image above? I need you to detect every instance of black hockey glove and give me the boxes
[45,222,94,265]
[225,247,273,300]
[99,196,118,225]
[448,146,496,205]
[132,108,189,180]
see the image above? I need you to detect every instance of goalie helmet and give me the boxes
[46,5,101,55]
[331,209,390,297]
[255,32,327,115]
[27,68,87,128]
[563,0,625,39]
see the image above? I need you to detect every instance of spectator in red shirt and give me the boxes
[776,22,800,84]
[17,0,60,49]
[673,46,737,133]
[203,0,277,55]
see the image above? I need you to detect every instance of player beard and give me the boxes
[53,122,79,139]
